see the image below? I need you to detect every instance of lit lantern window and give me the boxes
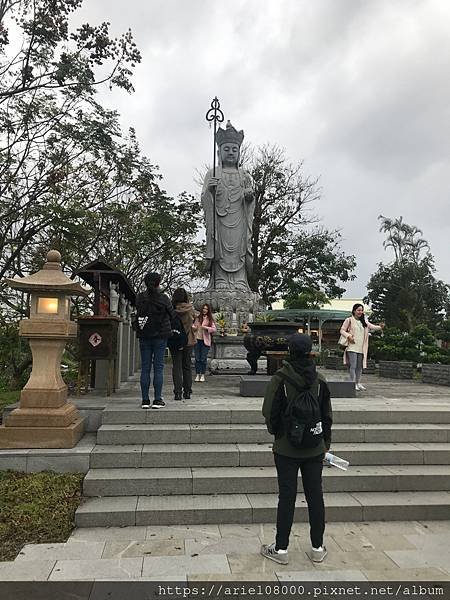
[37,297,59,314]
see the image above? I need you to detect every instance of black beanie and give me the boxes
[288,333,313,356]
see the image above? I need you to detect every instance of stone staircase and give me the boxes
[75,401,450,527]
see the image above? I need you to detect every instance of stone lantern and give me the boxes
[0,250,90,448]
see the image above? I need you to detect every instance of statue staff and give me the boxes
[205,96,224,289]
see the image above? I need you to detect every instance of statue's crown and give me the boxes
[216,120,244,147]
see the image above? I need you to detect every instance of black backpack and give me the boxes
[278,372,324,449]
[168,314,188,350]
[134,293,167,337]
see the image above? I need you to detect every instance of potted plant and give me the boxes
[216,312,226,337]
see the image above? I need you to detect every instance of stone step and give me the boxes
[101,406,450,425]
[91,439,450,468]
[75,490,450,527]
[82,464,450,497]
[240,376,357,398]
[96,423,271,445]
[96,422,450,446]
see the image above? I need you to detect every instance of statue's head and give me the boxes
[216,120,244,167]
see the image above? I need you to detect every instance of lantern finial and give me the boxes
[44,249,62,270]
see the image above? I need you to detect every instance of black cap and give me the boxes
[288,333,313,356]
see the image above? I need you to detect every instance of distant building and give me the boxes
[322,298,372,315]
[267,298,372,351]
[272,297,372,315]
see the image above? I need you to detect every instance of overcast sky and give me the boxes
[74,0,450,298]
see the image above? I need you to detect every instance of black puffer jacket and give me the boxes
[135,289,177,339]
[262,358,333,459]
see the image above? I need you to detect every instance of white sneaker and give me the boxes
[195,374,200,382]
[358,383,366,390]
[309,545,327,563]
[355,383,361,391]
[260,542,288,565]
[200,374,205,382]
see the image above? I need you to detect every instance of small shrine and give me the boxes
[75,259,137,394]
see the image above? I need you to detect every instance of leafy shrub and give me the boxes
[369,325,450,364]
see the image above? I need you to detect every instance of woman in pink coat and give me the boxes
[340,303,385,391]
[192,303,217,382]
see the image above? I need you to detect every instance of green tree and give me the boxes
[379,215,429,263]
[0,318,31,390]
[0,0,140,101]
[366,216,449,331]
[0,0,203,386]
[245,145,356,306]
[1,0,140,290]
[436,320,450,349]
[284,289,329,310]
[0,0,202,298]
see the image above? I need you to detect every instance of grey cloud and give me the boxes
[71,0,450,295]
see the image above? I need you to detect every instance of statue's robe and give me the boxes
[201,165,254,291]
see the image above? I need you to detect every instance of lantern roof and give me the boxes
[6,250,90,296]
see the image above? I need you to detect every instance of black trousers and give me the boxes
[274,452,325,550]
[170,346,193,395]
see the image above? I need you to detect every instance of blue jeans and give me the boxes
[194,339,210,374]
[139,337,167,402]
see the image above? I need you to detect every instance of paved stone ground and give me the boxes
[1,368,450,581]
[1,521,449,581]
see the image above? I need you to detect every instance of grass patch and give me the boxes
[0,470,84,561]
[0,390,20,419]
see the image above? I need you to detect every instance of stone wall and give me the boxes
[365,359,376,374]
[379,360,414,379]
[324,355,346,370]
[324,355,376,373]
[422,364,450,386]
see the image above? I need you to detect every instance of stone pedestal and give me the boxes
[0,419,85,449]
[193,288,263,328]
[0,334,85,448]
[210,334,264,374]
[212,336,247,359]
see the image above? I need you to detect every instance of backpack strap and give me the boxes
[278,371,322,401]
[278,371,309,394]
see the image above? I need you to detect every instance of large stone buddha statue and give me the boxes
[201,121,254,292]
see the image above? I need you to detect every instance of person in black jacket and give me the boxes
[261,333,333,565]
[135,272,177,409]
[168,288,196,401]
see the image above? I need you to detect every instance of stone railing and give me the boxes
[422,364,450,386]
[379,360,414,379]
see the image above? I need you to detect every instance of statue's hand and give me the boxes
[244,188,254,201]
[207,177,220,192]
